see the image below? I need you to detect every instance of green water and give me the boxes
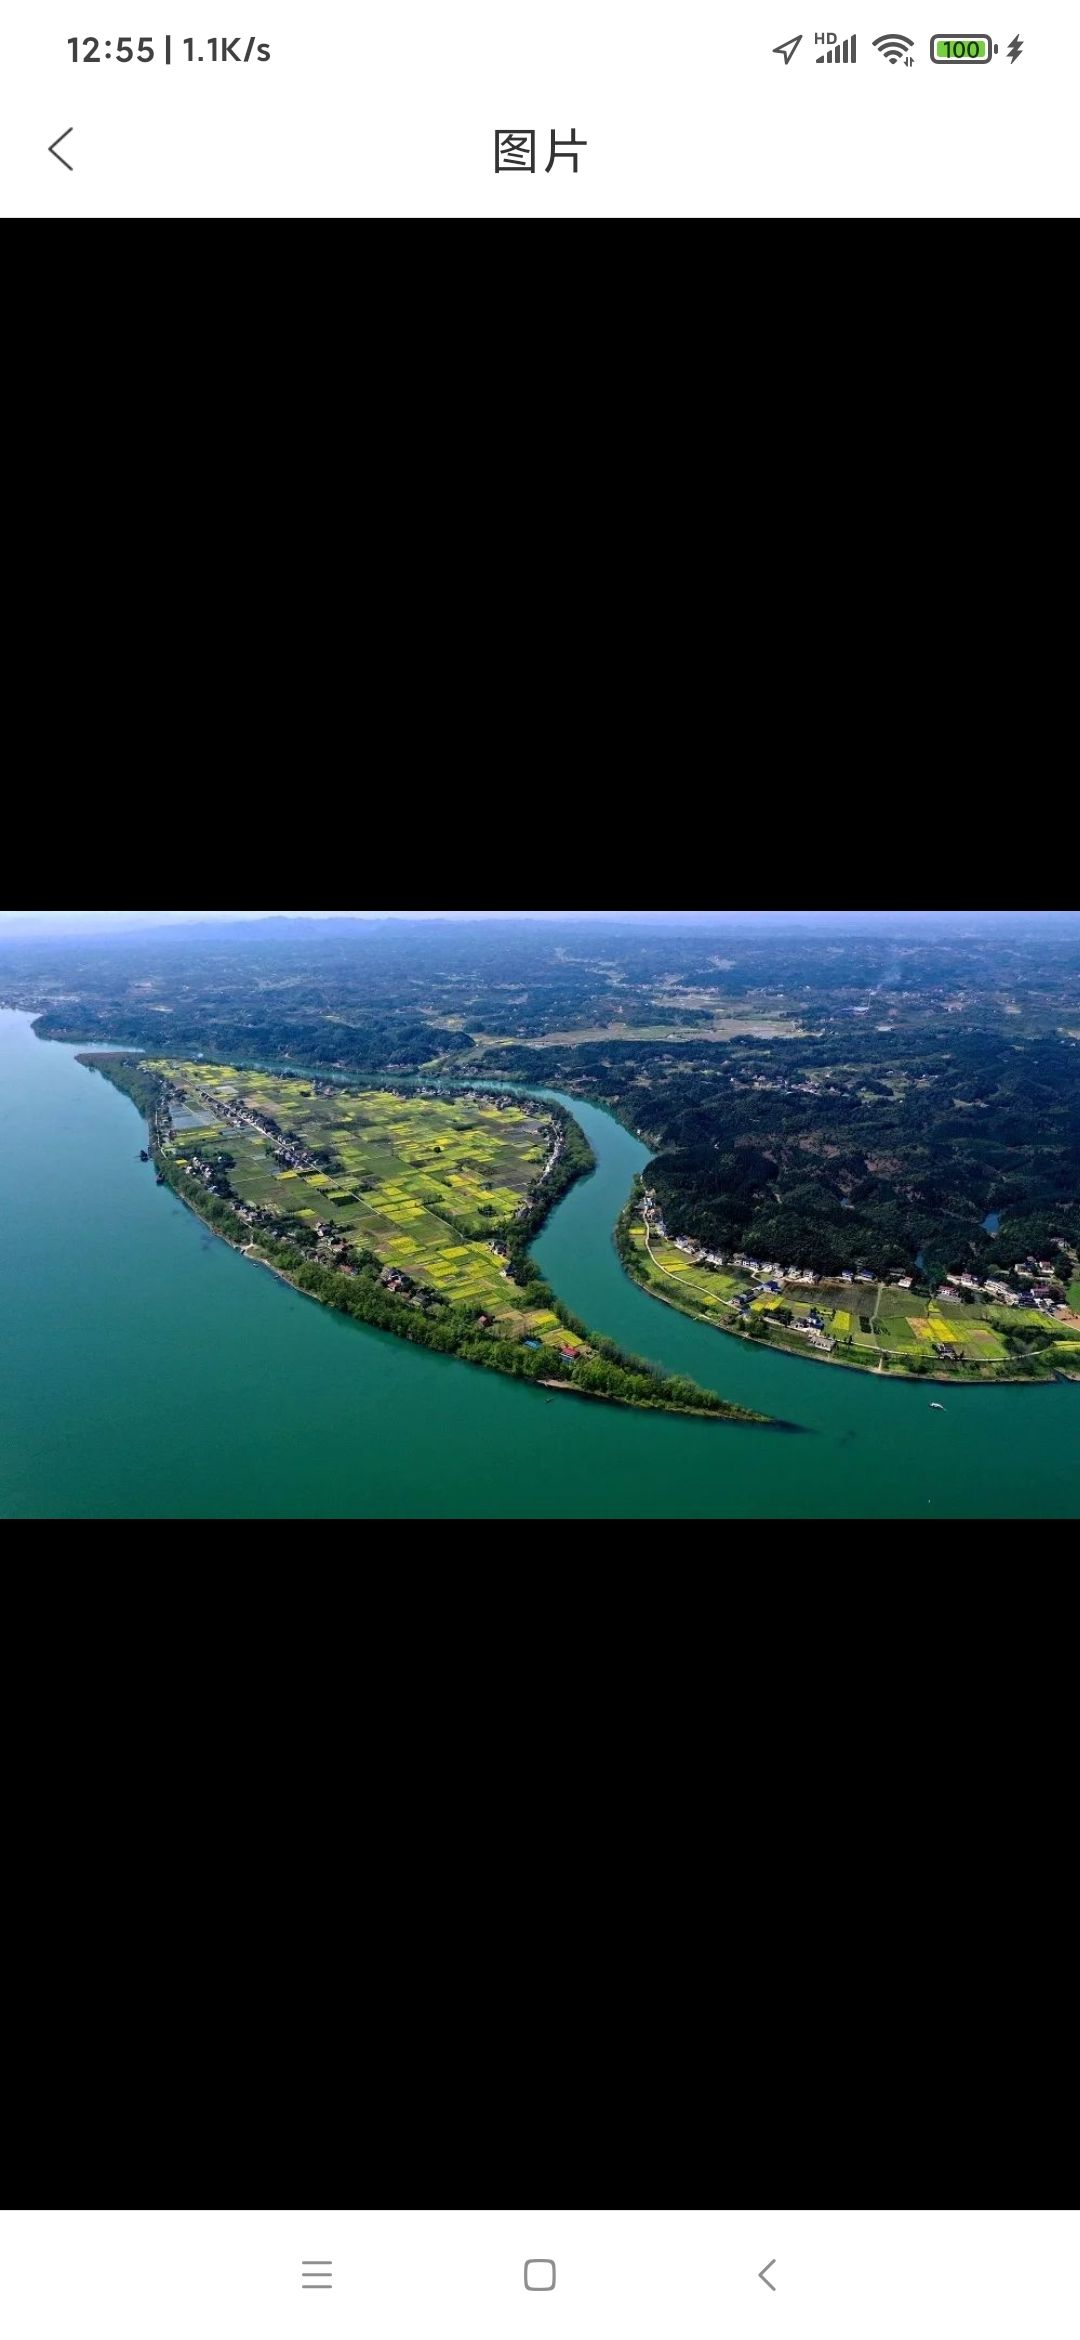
[1,1009,1077,1518]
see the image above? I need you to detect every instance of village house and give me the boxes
[381,1267,415,1296]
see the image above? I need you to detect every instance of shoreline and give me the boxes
[81,1049,768,1427]
[622,1248,1070,1389]
[18,1012,1071,1401]
[534,1376,785,1424]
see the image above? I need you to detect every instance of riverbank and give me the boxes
[82,1052,770,1427]
[617,1204,1075,1388]
[6,1007,1080,1520]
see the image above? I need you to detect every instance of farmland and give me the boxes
[88,1056,764,1422]
[623,1221,1080,1382]
[147,1062,579,1352]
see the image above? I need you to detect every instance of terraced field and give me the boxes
[149,1063,579,1353]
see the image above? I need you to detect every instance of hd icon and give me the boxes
[815,30,857,60]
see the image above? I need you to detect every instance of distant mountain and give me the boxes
[94,909,1080,940]
[3,909,1078,944]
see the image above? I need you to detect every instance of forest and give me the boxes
[480,1023,1080,1288]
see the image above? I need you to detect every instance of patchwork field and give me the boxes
[628,1229,1044,1373]
[149,1063,574,1351]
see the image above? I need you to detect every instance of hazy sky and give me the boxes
[0,908,815,933]
[0,909,491,930]
[0,909,640,931]
[0,909,1062,936]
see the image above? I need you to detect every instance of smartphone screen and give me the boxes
[1,12,1074,214]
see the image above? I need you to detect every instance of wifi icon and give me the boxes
[874,31,915,60]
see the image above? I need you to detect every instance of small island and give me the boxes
[81,1054,770,1425]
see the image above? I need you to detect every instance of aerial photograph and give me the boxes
[2,907,1079,1520]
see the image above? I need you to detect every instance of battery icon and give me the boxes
[930,34,996,58]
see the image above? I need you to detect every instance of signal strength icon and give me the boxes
[815,32,857,61]
[874,32,915,60]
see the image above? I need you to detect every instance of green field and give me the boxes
[628,1231,1035,1375]
[150,1063,574,1350]
[635,1236,742,1314]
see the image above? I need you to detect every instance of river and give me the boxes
[1,1009,1077,1518]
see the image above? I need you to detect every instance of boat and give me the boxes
[930,1402,946,1412]
[140,1149,150,1163]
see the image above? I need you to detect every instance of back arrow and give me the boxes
[49,128,74,170]
[759,2263,777,2292]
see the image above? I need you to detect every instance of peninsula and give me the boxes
[81,1054,769,1425]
